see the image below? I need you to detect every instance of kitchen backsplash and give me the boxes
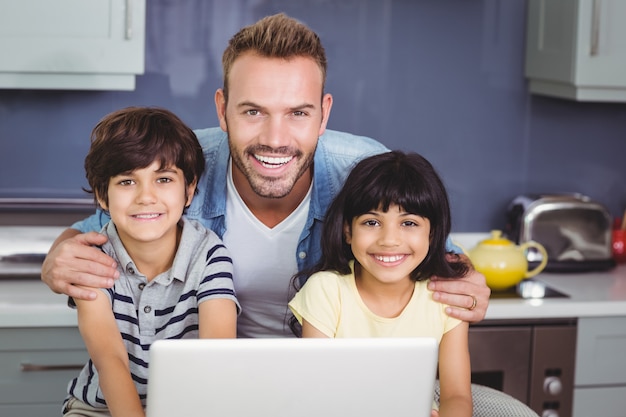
[0,0,625,231]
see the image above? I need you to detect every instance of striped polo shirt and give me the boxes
[65,216,240,409]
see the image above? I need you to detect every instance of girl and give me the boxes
[288,150,472,417]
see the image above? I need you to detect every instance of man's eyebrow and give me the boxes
[236,101,262,108]
[289,103,316,111]
[235,101,316,111]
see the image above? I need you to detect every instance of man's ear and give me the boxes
[215,89,228,133]
[343,221,352,244]
[318,93,333,137]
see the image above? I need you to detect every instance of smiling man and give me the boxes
[41,13,490,338]
[218,52,326,211]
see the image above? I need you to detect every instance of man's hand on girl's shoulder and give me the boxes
[428,265,490,323]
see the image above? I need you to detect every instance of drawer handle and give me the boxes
[20,363,84,372]
[590,0,601,56]
[125,0,133,40]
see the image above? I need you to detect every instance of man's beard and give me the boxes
[229,142,315,199]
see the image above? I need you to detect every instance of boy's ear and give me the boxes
[185,179,198,207]
[96,194,108,211]
[343,221,352,244]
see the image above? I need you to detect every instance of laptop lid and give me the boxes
[146,337,438,417]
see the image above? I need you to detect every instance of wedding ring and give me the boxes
[469,295,477,311]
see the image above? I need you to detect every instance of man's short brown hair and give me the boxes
[221,13,327,101]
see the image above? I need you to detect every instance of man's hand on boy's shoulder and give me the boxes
[41,230,119,301]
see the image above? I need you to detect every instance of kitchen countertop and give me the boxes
[1,231,625,328]
[485,264,626,320]
[1,265,625,328]
[450,233,626,320]
[0,226,66,276]
[0,226,76,327]
[0,280,77,327]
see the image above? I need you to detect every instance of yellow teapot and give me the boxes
[467,230,548,291]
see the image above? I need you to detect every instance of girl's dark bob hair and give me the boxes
[309,150,468,283]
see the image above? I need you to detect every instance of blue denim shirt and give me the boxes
[73,127,460,280]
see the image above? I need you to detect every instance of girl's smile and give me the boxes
[372,254,408,264]
[345,204,431,286]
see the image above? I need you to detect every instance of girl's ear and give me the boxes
[343,221,352,244]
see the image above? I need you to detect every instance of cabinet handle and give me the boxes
[20,363,84,372]
[125,0,133,40]
[590,0,601,56]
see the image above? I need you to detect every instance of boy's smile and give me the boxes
[99,161,195,254]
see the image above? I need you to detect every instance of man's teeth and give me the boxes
[255,154,293,167]
[375,255,404,263]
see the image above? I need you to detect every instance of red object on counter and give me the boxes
[613,230,626,264]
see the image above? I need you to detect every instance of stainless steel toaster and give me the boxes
[504,194,615,272]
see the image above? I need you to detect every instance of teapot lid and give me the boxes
[479,230,513,246]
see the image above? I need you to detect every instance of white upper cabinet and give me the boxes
[525,0,626,102]
[0,0,145,91]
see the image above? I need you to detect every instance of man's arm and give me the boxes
[41,229,119,300]
[428,254,490,323]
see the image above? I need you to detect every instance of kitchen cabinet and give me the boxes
[0,327,88,417]
[525,0,626,102]
[572,316,626,417]
[469,319,577,417]
[0,0,145,91]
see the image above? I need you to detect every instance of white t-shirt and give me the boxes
[223,161,311,338]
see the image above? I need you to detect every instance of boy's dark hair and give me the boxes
[221,13,327,102]
[83,107,205,207]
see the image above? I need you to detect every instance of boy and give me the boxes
[63,107,239,417]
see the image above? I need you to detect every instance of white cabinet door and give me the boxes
[575,316,626,386]
[573,317,626,417]
[0,0,145,90]
[525,0,626,102]
[0,327,88,417]
[573,387,626,417]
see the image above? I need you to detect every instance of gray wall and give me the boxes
[1,0,625,232]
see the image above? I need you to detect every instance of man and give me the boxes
[42,13,490,338]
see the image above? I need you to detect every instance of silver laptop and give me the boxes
[146,337,438,417]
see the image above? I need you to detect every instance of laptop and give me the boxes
[146,337,438,417]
